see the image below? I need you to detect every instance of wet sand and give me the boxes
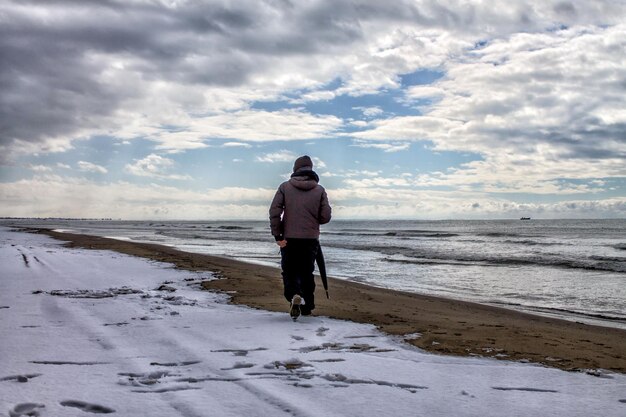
[38,229,626,373]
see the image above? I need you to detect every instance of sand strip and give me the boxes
[37,229,626,373]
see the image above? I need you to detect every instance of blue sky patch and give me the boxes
[399,69,444,87]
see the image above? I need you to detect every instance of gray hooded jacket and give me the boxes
[269,170,331,240]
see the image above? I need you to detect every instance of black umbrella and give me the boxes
[316,244,329,299]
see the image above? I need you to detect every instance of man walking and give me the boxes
[269,155,332,320]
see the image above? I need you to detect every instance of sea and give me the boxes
[3,218,625,330]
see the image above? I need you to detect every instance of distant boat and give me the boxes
[520,217,531,220]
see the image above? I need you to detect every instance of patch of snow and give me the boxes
[2,227,626,417]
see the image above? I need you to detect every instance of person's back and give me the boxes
[269,155,331,320]
[270,166,331,241]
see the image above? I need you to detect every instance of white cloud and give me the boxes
[352,116,461,142]
[351,140,411,153]
[406,85,445,100]
[27,164,53,173]
[125,154,190,180]
[256,152,326,172]
[188,110,342,142]
[353,106,384,117]
[312,157,327,169]
[353,24,626,190]
[344,177,412,188]
[6,0,625,159]
[0,175,274,219]
[77,161,108,174]
[329,185,626,219]
[297,90,337,103]
[340,170,608,196]
[324,169,381,178]
[222,142,252,148]
[133,109,344,152]
[1,175,623,220]
[256,150,297,164]
[350,120,369,127]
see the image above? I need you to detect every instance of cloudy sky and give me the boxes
[1,0,625,220]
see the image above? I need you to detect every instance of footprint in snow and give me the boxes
[297,342,395,353]
[154,284,176,292]
[316,327,329,337]
[265,359,312,371]
[153,294,197,306]
[19,252,29,267]
[492,386,559,393]
[30,360,109,366]
[9,403,45,417]
[149,360,201,367]
[48,287,142,299]
[118,370,204,393]
[103,322,129,327]
[0,373,42,383]
[220,362,255,371]
[211,347,268,357]
[60,400,115,414]
[320,373,427,393]
[246,359,315,380]
[344,334,379,339]
[118,370,173,387]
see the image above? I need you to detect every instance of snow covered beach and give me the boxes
[30,227,626,374]
[2,227,626,416]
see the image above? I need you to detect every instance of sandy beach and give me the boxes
[34,228,626,374]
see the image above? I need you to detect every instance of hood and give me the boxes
[289,176,318,191]
[289,169,319,191]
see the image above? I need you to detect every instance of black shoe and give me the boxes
[300,304,313,316]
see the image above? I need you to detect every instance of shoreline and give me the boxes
[35,228,626,373]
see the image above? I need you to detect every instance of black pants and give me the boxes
[280,238,318,313]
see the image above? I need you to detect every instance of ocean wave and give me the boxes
[325,231,390,237]
[354,238,626,273]
[477,232,524,238]
[614,243,626,251]
[404,232,459,238]
[384,257,500,268]
[327,230,458,238]
[590,255,626,263]
[384,229,456,237]
[489,302,626,323]
[503,239,570,247]
[382,253,626,273]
